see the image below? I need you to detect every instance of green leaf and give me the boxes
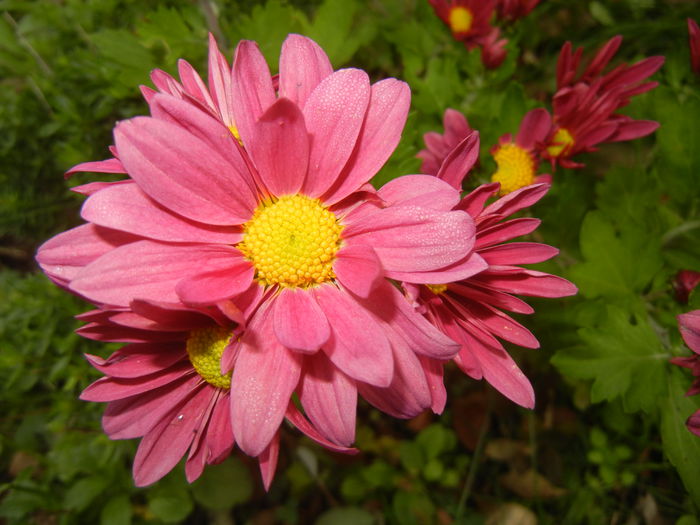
[569,211,662,299]
[315,506,375,525]
[661,368,700,507]
[551,305,668,413]
[191,457,252,511]
[100,494,132,525]
[148,491,193,524]
[65,475,109,512]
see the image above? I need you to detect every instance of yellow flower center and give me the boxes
[491,143,536,196]
[228,124,243,145]
[449,6,473,34]
[186,326,234,389]
[546,127,575,157]
[426,284,448,295]
[238,194,343,288]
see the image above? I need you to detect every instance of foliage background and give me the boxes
[1,0,700,523]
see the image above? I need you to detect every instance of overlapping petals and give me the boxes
[672,311,700,436]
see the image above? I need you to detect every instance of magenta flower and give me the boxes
[672,311,700,435]
[76,301,356,488]
[674,270,700,304]
[490,108,552,195]
[417,108,475,176]
[689,19,700,75]
[38,34,480,472]
[405,135,577,407]
[543,36,664,169]
[495,0,540,22]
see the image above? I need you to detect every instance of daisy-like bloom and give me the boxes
[479,26,509,70]
[671,311,700,435]
[405,137,577,407]
[417,108,475,176]
[490,108,552,195]
[674,270,700,304]
[543,36,664,169]
[495,0,540,22]
[689,19,700,75]
[76,301,357,489]
[38,35,480,467]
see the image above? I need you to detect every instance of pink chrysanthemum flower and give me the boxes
[495,0,540,22]
[38,34,480,467]
[689,19,700,75]
[671,311,700,435]
[405,137,577,407]
[417,108,475,176]
[76,301,355,489]
[543,36,664,169]
[490,108,552,195]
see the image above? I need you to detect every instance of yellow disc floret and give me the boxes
[449,6,473,34]
[546,127,574,157]
[426,283,448,295]
[238,194,343,288]
[186,326,234,389]
[491,143,537,196]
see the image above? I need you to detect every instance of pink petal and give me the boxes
[133,384,211,486]
[248,97,309,196]
[680,311,700,353]
[102,374,199,439]
[84,343,186,378]
[516,108,552,149]
[206,394,235,462]
[231,300,303,457]
[344,206,475,274]
[114,117,256,226]
[231,40,276,150]
[207,33,235,128]
[71,241,244,307]
[333,244,383,298]
[299,352,357,446]
[419,356,446,414]
[476,218,541,249]
[322,78,411,204]
[377,174,461,211]
[436,131,480,189]
[457,183,500,217]
[388,251,488,284]
[313,284,393,387]
[82,181,243,244]
[301,69,371,198]
[80,362,193,402]
[177,59,215,109]
[258,432,280,491]
[285,403,359,454]
[65,158,125,179]
[272,287,330,352]
[71,180,130,197]
[607,120,659,142]
[483,183,549,219]
[448,282,535,314]
[176,258,255,306]
[478,242,559,265]
[475,267,578,298]
[279,34,333,108]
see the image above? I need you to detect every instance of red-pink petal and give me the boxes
[272,287,330,352]
[377,174,461,211]
[476,218,541,248]
[258,432,280,491]
[285,403,359,454]
[176,258,254,306]
[516,108,552,149]
[680,311,700,353]
[84,343,186,378]
[65,158,125,179]
[279,34,333,108]
[436,131,480,189]
[478,242,559,265]
[333,244,383,298]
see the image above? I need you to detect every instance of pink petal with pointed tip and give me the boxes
[436,132,480,189]
[478,242,559,265]
[82,182,243,244]
[333,244,383,298]
[279,34,333,108]
[249,97,309,196]
[344,206,474,273]
[65,158,125,179]
[207,33,235,128]
[516,108,552,149]
[313,284,393,387]
[114,117,255,226]
[419,356,446,414]
[377,174,460,211]
[680,311,700,353]
[483,183,549,218]
[476,218,541,248]
[71,180,131,197]
[258,432,280,491]
[231,40,276,150]
[448,282,534,314]
[300,352,357,446]
[475,267,578,298]
[84,343,186,378]
[231,300,303,457]
[389,251,488,284]
[285,403,359,454]
[176,258,254,306]
[177,59,214,109]
[608,120,659,142]
[71,241,244,307]
[272,287,330,352]
[458,183,500,217]
[301,69,371,198]
[323,78,411,204]
[133,384,211,486]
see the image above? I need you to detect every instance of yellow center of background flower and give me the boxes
[546,127,574,157]
[426,283,448,295]
[186,326,233,389]
[238,194,342,288]
[491,143,536,196]
[449,7,473,34]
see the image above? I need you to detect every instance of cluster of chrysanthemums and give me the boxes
[418,35,664,195]
[37,34,577,489]
[428,0,540,69]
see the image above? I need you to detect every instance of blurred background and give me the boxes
[2,0,700,523]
